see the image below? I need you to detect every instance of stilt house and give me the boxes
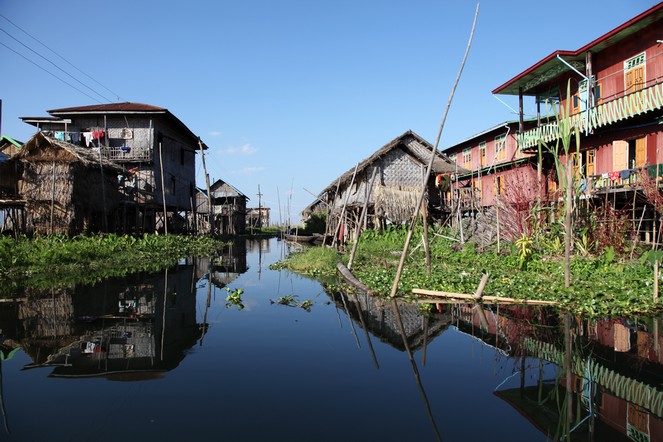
[304,131,466,240]
[490,3,663,242]
[20,102,207,233]
[12,131,124,235]
[195,179,247,235]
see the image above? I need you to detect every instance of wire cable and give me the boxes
[0,41,102,103]
[0,27,112,102]
[0,13,124,102]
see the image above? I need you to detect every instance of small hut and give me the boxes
[304,131,467,240]
[195,179,247,235]
[14,131,125,235]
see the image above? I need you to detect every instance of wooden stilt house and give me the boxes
[195,179,247,235]
[13,131,125,235]
[303,131,466,241]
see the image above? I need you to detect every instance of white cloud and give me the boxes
[237,166,264,175]
[208,130,223,137]
[223,143,257,155]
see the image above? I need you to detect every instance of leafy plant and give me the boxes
[225,287,245,310]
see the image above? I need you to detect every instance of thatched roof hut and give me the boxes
[304,131,468,231]
[14,131,125,235]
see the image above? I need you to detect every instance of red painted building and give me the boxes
[444,4,663,241]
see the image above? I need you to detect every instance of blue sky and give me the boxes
[0,0,659,224]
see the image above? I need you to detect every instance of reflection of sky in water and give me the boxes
[0,237,660,441]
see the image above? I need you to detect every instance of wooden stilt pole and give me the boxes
[199,138,213,236]
[332,163,358,248]
[158,142,168,236]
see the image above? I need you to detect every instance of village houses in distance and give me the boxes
[1,4,663,245]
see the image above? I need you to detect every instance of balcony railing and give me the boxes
[100,146,152,163]
[577,164,663,194]
[518,81,663,150]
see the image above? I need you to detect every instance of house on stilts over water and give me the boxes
[194,178,248,235]
[15,102,211,235]
[441,3,663,246]
[8,131,125,235]
[303,130,467,242]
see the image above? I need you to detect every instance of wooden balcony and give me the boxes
[100,145,152,163]
[518,80,663,150]
[579,164,663,194]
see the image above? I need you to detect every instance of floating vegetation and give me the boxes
[0,233,230,295]
[224,287,245,310]
[271,294,314,312]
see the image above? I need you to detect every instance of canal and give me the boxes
[0,237,660,441]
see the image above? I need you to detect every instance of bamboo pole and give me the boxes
[332,163,359,248]
[158,142,168,236]
[348,167,378,270]
[50,161,55,234]
[199,138,213,236]
[389,3,479,298]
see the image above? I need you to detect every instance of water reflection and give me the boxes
[0,241,249,380]
[1,238,663,441]
[439,303,661,441]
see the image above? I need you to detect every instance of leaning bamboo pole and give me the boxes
[348,167,378,270]
[389,3,479,298]
[158,142,168,236]
[332,163,359,248]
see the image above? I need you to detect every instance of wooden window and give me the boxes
[586,149,595,176]
[495,135,506,161]
[624,52,646,95]
[449,153,458,164]
[479,142,486,166]
[462,148,472,168]
[572,78,603,113]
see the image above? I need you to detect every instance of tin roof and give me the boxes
[492,3,663,96]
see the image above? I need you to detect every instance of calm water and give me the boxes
[0,237,661,441]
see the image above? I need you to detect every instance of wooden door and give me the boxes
[613,140,628,171]
[635,137,647,168]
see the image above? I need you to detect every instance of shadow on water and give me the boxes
[0,237,663,441]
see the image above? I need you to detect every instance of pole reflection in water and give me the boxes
[391,298,443,442]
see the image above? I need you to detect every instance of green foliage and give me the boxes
[225,287,245,310]
[0,234,228,295]
[515,233,534,269]
[270,246,338,277]
[303,211,327,234]
[281,226,663,318]
[273,294,314,312]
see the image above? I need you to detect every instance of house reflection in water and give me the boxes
[445,303,663,441]
[328,291,452,353]
[0,242,249,380]
[194,239,248,289]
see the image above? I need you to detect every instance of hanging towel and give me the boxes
[601,173,609,179]
[608,171,620,181]
[69,132,81,144]
[54,131,65,140]
[620,169,630,179]
[82,132,94,147]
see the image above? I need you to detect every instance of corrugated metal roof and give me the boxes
[492,3,663,96]
[47,102,166,113]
